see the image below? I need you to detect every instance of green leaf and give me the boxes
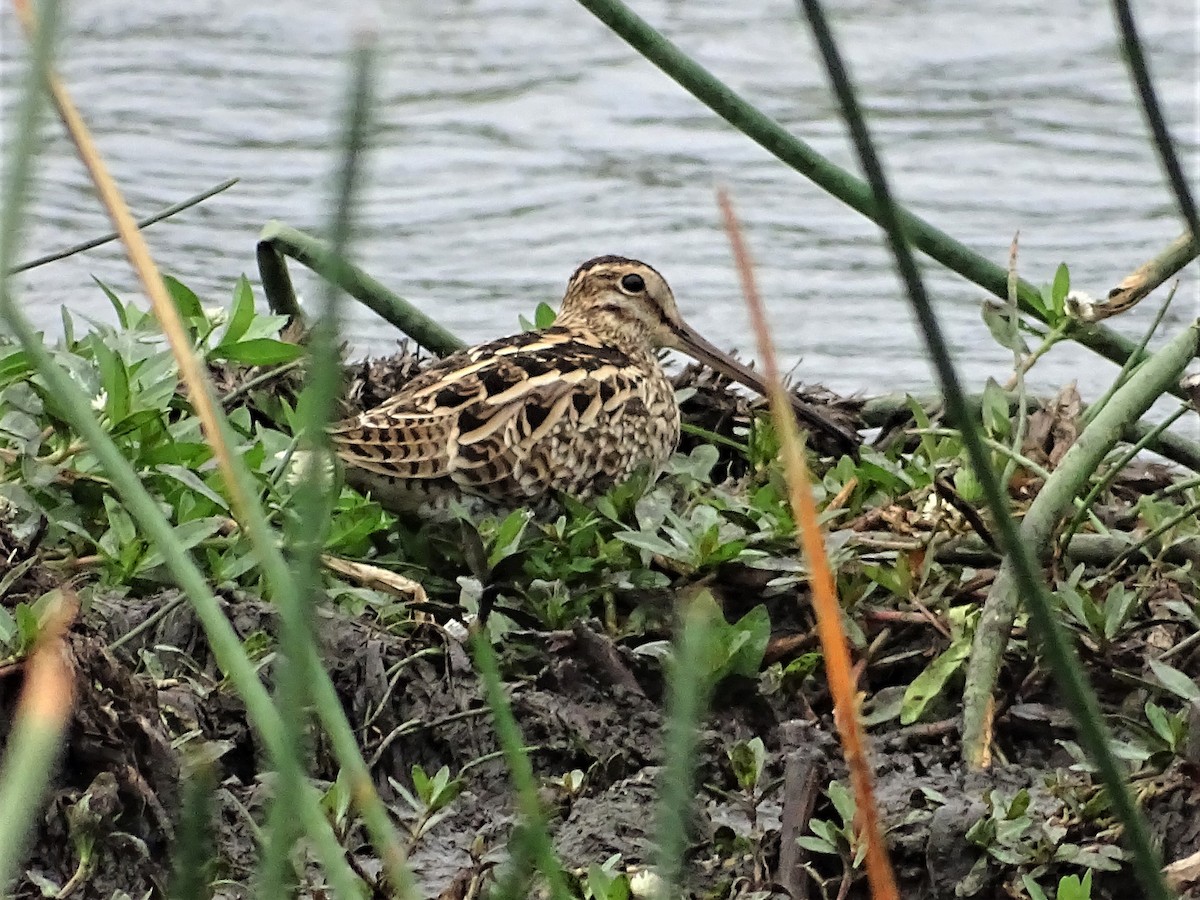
[1005,788,1031,819]
[980,378,1011,438]
[534,302,557,329]
[220,275,256,347]
[901,636,971,724]
[0,348,31,385]
[1020,875,1051,900]
[1144,701,1175,746]
[487,509,531,570]
[139,517,227,572]
[1051,263,1071,314]
[614,529,681,560]
[411,764,431,804]
[164,275,204,319]
[1102,583,1138,640]
[827,779,856,827]
[721,605,770,679]
[981,301,1029,354]
[90,338,130,423]
[1149,658,1200,702]
[0,605,15,645]
[795,833,838,855]
[209,339,304,366]
[14,603,40,654]
[728,737,766,792]
[93,277,129,329]
[155,464,231,512]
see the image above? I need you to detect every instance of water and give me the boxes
[2,0,1197,403]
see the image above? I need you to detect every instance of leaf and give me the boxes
[614,529,681,560]
[721,605,770,679]
[209,339,304,366]
[0,348,31,385]
[93,277,129,329]
[533,301,557,328]
[901,637,971,726]
[220,275,256,347]
[0,604,16,645]
[90,338,130,423]
[1144,701,1175,746]
[827,779,856,826]
[487,509,531,570]
[1149,658,1200,702]
[164,275,204,319]
[139,517,226,571]
[728,737,766,792]
[980,378,1011,438]
[411,764,431,804]
[981,301,1029,354]
[1019,874,1050,900]
[795,834,838,856]
[1005,788,1031,819]
[1051,263,1071,314]
[155,464,231,511]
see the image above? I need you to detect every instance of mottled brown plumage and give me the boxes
[331,256,856,513]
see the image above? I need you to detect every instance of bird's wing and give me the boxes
[330,330,635,494]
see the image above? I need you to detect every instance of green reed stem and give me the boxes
[570,0,1188,394]
[257,221,466,357]
[0,699,69,891]
[1085,281,1180,426]
[1059,403,1192,555]
[965,324,1198,759]
[793,1,1171,897]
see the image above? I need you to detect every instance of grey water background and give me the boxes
[2,0,1197,402]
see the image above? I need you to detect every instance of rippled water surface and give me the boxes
[2,0,1196,400]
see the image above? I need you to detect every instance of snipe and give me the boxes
[331,256,856,513]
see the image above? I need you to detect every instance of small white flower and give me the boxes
[91,391,108,412]
[629,869,664,899]
[203,305,228,326]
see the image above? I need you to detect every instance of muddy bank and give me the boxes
[3,352,1200,898]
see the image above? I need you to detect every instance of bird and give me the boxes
[330,256,857,514]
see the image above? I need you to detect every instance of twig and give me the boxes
[1099,233,1198,319]
[7,178,238,274]
[1002,233,1028,490]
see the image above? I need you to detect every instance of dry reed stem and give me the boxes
[12,0,256,529]
[717,187,899,900]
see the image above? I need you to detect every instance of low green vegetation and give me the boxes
[2,270,1199,897]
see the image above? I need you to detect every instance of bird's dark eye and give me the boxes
[620,273,646,293]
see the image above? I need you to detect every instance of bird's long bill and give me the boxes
[670,321,774,400]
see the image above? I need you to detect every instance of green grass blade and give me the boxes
[471,631,571,900]
[0,0,72,886]
[655,598,718,894]
[1110,0,1200,243]
[793,0,1171,896]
